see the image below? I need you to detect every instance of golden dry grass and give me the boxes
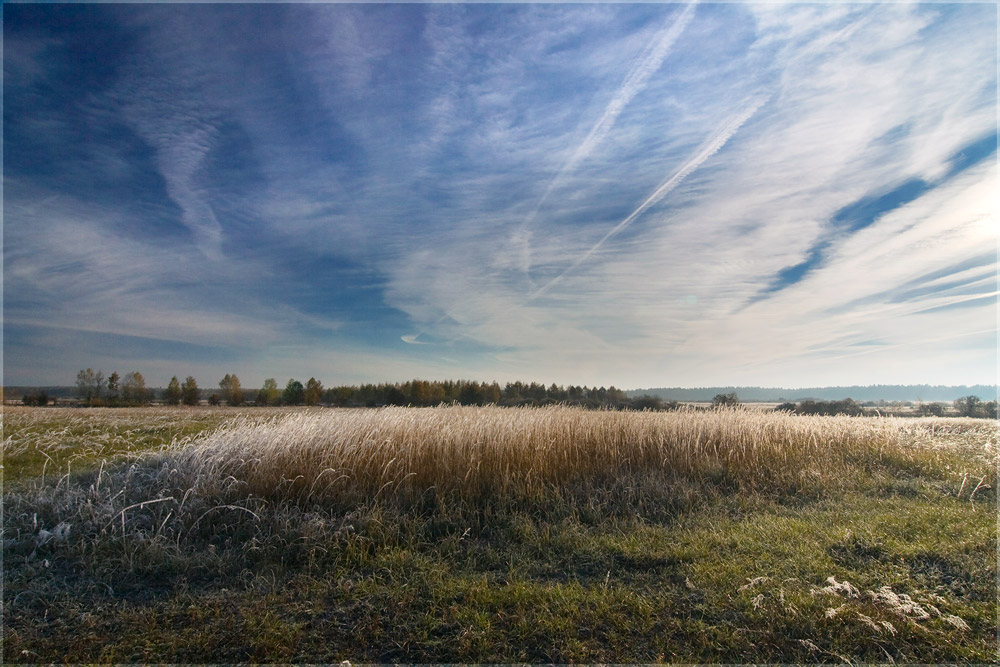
[168,405,996,509]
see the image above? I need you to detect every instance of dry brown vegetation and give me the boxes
[171,406,993,509]
[3,406,997,662]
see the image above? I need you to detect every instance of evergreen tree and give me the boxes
[164,376,182,405]
[482,382,501,404]
[459,381,482,406]
[181,376,200,406]
[385,386,407,406]
[283,379,305,405]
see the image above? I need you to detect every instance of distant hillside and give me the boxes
[626,385,998,403]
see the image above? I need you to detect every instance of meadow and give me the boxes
[3,405,997,663]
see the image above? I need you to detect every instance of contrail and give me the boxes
[406,5,700,345]
[405,94,769,344]
[515,1,699,275]
[554,1,699,191]
[529,93,771,301]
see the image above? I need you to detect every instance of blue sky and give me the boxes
[4,2,997,389]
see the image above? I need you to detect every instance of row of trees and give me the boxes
[69,371,644,409]
[255,378,636,408]
[21,391,53,407]
[74,368,150,406]
[774,398,866,416]
[161,376,203,406]
[161,374,250,406]
[950,395,998,419]
[62,371,999,417]
[320,380,634,408]
[773,395,997,418]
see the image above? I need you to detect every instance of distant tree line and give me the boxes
[65,370,676,410]
[269,378,641,409]
[950,395,998,419]
[71,368,151,407]
[631,384,997,403]
[773,396,997,419]
[774,398,867,416]
[37,371,996,418]
[21,390,52,407]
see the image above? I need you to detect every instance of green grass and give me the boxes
[3,407,997,663]
[2,406,254,488]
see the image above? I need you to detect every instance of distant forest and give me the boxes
[6,376,996,409]
[10,375,635,410]
[627,385,998,403]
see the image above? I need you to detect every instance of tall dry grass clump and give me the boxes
[167,405,950,510]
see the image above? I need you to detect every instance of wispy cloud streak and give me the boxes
[556,2,698,188]
[515,2,698,277]
[118,67,225,260]
[530,93,770,300]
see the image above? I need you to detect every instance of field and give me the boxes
[3,405,997,663]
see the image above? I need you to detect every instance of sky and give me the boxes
[3,2,997,390]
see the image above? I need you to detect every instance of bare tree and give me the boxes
[122,372,149,405]
[76,368,105,405]
[219,374,244,406]
[106,372,120,405]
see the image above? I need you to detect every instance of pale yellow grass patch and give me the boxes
[167,405,964,507]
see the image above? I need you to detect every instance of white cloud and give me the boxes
[4,189,343,361]
[7,4,995,388]
[530,92,770,301]
[544,3,699,198]
[114,54,225,258]
[381,3,996,386]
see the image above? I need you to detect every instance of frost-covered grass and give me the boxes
[3,406,996,662]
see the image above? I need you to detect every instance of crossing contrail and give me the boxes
[404,94,770,344]
[515,1,699,277]
[405,5,702,345]
[553,1,700,193]
[529,93,771,301]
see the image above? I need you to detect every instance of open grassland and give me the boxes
[2,406,283,488]
[3,405,997,663]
